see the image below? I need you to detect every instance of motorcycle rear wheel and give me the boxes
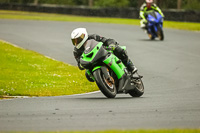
[128,77,144,97]
[93,69,117,98]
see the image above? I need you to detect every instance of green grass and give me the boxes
[0,10,200,31]
[0,40,98,97]
[0,129,199,133]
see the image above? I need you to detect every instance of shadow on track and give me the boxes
[75,97,145,100]
[138,39,163,41]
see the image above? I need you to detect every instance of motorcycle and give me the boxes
[146,10,164,40]
[80,40,144,98]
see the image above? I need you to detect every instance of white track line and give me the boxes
[68,91,100,96]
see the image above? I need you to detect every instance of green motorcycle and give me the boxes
[80,40,144,98]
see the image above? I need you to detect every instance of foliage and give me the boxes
[0,0,200,10]
[129,0,138,7]
[156,0,200,10]
[38,0,88,5]
[158,0,178,9]
[184,0,200,10]
[94,0,130,8]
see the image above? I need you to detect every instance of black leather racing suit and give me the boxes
[73,34,135,72]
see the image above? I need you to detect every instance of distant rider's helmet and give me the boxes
[71,28,88,49]
[146,0,153,9]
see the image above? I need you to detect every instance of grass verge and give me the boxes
[0,129,199,133]
[0,10,200,31]
[0,40,98,97]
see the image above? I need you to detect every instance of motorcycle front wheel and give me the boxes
[93,69,117,98]
[129,75,144,97]
[157,26,164,41]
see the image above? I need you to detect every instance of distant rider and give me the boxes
[71,28,137,81]
[139,0,164,31]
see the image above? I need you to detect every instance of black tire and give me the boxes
[147,26,155,40]
[148,33,155,40]
[128,78,144,97]
[157,26,164,41]
[93,69,117,98]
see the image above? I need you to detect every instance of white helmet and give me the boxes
[146,0,153,3]
[71,28,88,49]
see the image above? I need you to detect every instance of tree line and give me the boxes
[1,0,200,10]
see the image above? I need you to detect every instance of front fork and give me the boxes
[86,69,95,81]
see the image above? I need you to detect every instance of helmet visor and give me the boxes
[72,34,85,46]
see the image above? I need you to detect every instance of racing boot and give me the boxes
[126,59,137,74]
[113,46,137,74]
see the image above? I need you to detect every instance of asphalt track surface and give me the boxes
[0,19,200,131]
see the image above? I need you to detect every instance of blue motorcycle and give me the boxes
[146,11,164,40]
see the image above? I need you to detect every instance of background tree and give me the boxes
[34,0,38,5]
[156,0,164,7]
[184,0,200,10]
[177,0,182,10]
[137,0,144,9]
[129,0,137,7]
[94,0,129,8]
[89,0,93,7]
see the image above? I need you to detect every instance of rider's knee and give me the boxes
[114,46,128,62]
[104,39,118,46]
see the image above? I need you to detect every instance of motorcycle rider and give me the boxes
[139,0,164,31]
[71,28,137,81]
